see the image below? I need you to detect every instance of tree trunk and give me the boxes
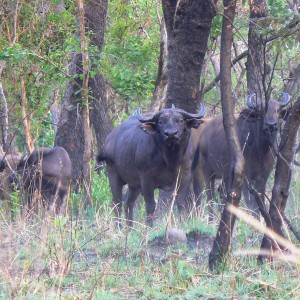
[162,0,217,112]
[20,75,34,153]
[90,74,112,159]
[209,0,245,272]
[84,0,112,153]
[0,62,9,152]
[78,0,92,207]
[151,16,168,112]
[246,0,268,100]
[55,0,111,192]
[55,53,85,189]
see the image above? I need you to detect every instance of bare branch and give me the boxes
[204,50,248,94]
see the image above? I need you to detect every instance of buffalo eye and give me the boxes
[178,119,184,124]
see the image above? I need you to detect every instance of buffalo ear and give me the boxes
[140,122,157,134]
[187,118,203,129]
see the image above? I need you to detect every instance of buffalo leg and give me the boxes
[41,182,57,216]
[175,166,197,214]
[193,166,206,207]
[243,182,259,218]
[25,182,36,216]
[42,181,68,216]
[49,180,68,215]
[201,165,216,222]
[176,175,190,213]
[124,187,140,227]
[253,179,267,217]
[205,178,216,222]
[141,182,156,227]
[56,189,68,215]
[107,166,125,227]
[111,183,123,227]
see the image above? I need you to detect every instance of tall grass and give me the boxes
[0,171,299,299]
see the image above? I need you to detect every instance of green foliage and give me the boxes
[91,168,112,209]
[9,190,20,218]
[268,0,290,17]
[101,0,160,109]
[211,13,222,37]
[182,218,216,236]
[0,0,77,148]
[101,35,157,104]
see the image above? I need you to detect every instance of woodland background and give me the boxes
[0,0,300,298]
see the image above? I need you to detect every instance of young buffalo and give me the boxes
[0,150,21,217]
[17,146,72,215]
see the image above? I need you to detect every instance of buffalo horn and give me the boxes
[279,92,291,107]
[171,103,176,109]
[136,108,157,123]
[246,94,257,109]
[176,103,206,119]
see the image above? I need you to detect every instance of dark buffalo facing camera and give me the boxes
[17,146,72,215]
[192,92,291,220]
[98,106,206,227]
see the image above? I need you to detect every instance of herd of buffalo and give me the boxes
[0,92,291,224]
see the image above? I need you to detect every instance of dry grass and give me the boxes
[229,204,300,264]
[0,200,299,299]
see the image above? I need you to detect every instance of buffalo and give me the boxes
[17,146,72,215]
[97,106,206,227]
[0,150,21,216]
[192,92,291,220]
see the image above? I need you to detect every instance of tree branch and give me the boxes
[204,50,248,94]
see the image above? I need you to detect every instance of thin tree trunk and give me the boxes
[78,0,92,207]
[209,0,245,272]
[20,76,34,153]
[50,91,60,136]
[0,62,9,151]
[151,16,168,112]
[204,50,248,94]
[90,74,112,158]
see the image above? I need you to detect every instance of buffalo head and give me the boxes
[246,92,291,132]
[136,105,205,146]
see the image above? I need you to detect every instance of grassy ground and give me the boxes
[0,201,299,300]
[0,170,299,299]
